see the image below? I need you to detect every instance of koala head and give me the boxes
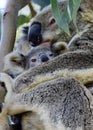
[3,46,54,78]
[28,0,67,47]
[25,45,55,69]
[3,39,68,78]
[26,41,69,68]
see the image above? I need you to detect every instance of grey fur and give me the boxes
[68,25,93,52]
[0,74,93,130]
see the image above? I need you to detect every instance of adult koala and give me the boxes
[0,73,93,130]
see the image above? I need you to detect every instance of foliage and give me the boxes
[17,15,30,28]
[0,0,81,38]
[50,0,81,35]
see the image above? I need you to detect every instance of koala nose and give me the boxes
[39,53,49,62]
[28,22,42,46]
[7,115,21,126]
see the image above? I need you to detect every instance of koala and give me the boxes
[0,73,93,130]
[27,0,93,47]
[3,42,68,78]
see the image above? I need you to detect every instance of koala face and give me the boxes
[28,1,68,47]
[26,45,55,69]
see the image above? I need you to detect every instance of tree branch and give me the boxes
[0,0,30,71]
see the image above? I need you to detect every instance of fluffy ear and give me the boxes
[51,41,69,55]
[10,53,25,63]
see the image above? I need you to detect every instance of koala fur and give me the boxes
[68,25,93,52]
[3,51,26,78]
[0,73,93,130]
[15,25,32,55]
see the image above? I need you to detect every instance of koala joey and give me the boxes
[3,42,68,78]
[28,0,93,47]
[0,73,93,130]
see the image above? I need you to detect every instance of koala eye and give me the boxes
[75,42,80,46]
[0,81,5,88]
[49,53,53,57]
[31,58,36,62]
[49,18,56,26]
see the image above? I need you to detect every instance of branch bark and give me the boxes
[0,0,30,71]
[28,2,36,17]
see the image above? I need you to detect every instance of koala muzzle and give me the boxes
[39,53,49,62]
[28,22,42,46]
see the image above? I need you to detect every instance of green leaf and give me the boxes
[50,0,70,35]
[68,0,81,28]
[17,15,30,28]
[50,0,81,35]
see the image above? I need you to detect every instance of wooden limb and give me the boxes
[28,2,36,17]
[0,0,30,71]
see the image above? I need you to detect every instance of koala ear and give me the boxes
[51,41,69,55]
[10,53,25,63]
[49,17,56,26]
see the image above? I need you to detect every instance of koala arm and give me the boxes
[14,50,93,93]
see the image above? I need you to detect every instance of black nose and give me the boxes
[39,53,49,62]
[7,115,21,126]
[28,22,42,46]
